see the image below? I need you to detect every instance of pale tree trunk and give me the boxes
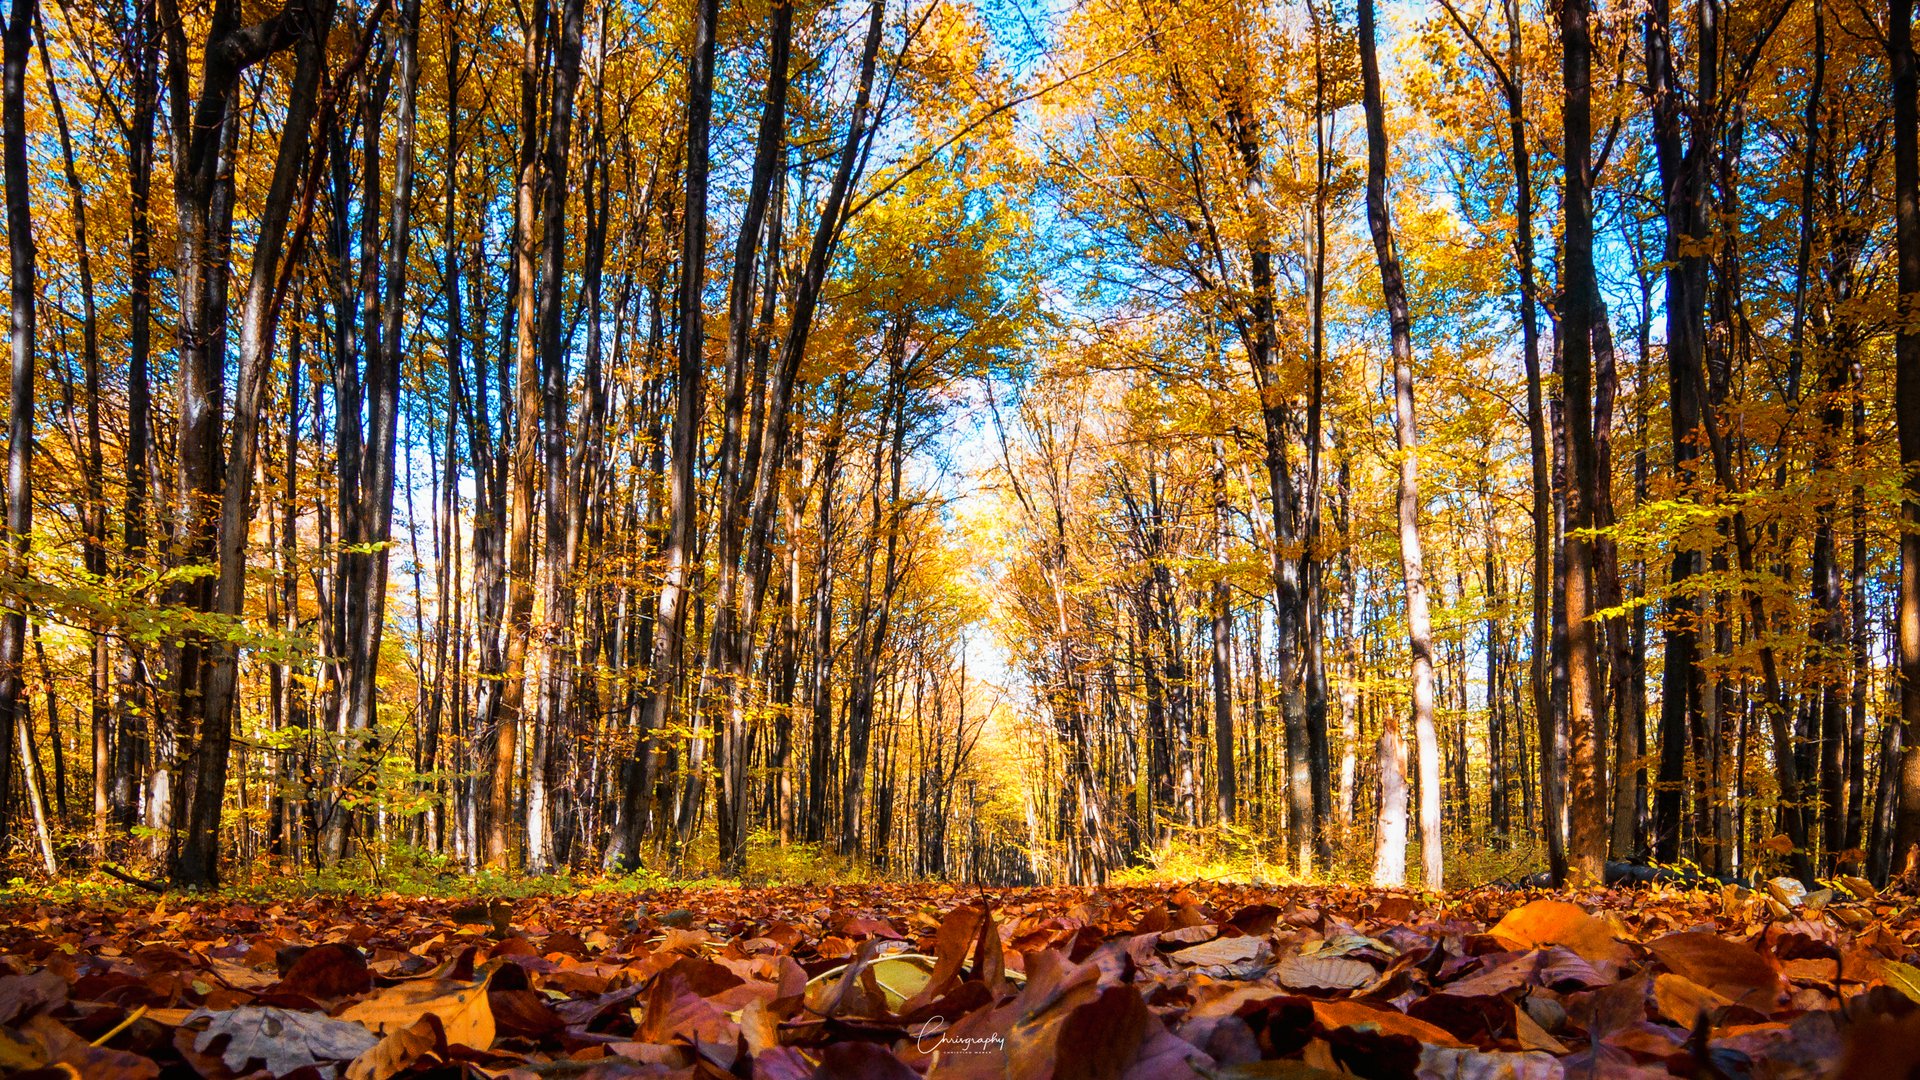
[16,717,53,875]
[0,0,35,858]
[1360,0,1441,890]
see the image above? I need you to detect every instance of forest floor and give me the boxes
[0,879,1914,1078]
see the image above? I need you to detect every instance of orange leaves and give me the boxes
[337,973,495,1050]
[1644,930,1785,1012]
[345,1015,445,1080]
[0,882,1917,1078]
[1487,898,1632,969]
[1311,999,1468,1048]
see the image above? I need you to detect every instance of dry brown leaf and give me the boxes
[344,1014,445,1080]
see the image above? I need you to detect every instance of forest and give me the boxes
[0,0,1912,907]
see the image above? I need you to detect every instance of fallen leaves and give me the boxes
[337,973,494,1050]
[1488,898,1632,969]
[0,880,1917,1078]
[192,1005,380,1077]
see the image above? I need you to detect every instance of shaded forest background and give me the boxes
[0,0,1915,894]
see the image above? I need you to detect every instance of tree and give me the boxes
[1359,0,1441,890]
[0,0,36,859]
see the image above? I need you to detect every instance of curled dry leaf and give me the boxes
[344,1014,445,1080]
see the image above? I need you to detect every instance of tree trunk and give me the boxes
[35,24,110,858]
[1212,446,1235,824]
[1891,0,1920,876]
[0,0,36,856]
[605,0,717,870]
[527,0,587,875]
[698,0,791,871]
[1559,0,1607,884]
[115,0,158,837]
[1360,0,1441,890]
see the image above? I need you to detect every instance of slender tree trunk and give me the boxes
[1647,0,1710,865]
[35,25,110,857]
[1361,0,1440,890]
[1891,0,1920,876]
[697,0,791,870]
[1559,0,1606,883]
[526,0,587,875]
[115,0,157,836]
[172,0,345,886]
[1212,445,1235,824]
[491,0,549,869]
[604,0,717,870]
[0,0,36,855]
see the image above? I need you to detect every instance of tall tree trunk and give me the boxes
[1212,445,1235,824]
[1647,0,1709,865]
[171,0,341,887]
[527,0,587,875]
[1442,0,1555,876]
[35,24,110,857]
[607,0,718,868]
[697,0,791,871]
[115,0,158,835]
[1891,0,1920,876]
[491,0,549,869]
[0,0,36,856]
[1559,0,1606,884]
[1360,0,1440,890]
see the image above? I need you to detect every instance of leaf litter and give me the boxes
[1,880,1917,1078]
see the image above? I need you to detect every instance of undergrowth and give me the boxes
[2,828,1573,904]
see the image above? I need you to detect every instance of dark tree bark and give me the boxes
[164,0,341,887]
[694,0,791,871]
[1212,446,1235,824]
[1646,0,1710,865]
[607,0,719,868]
[34,19,110,858]
[1559,0,1607,884]
[1438,0,1554,876]
[0,0,37,857]
[526,0,587,874]
[323,0,420,868]
[114,0,158,835]
[1892,0,1920,875]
